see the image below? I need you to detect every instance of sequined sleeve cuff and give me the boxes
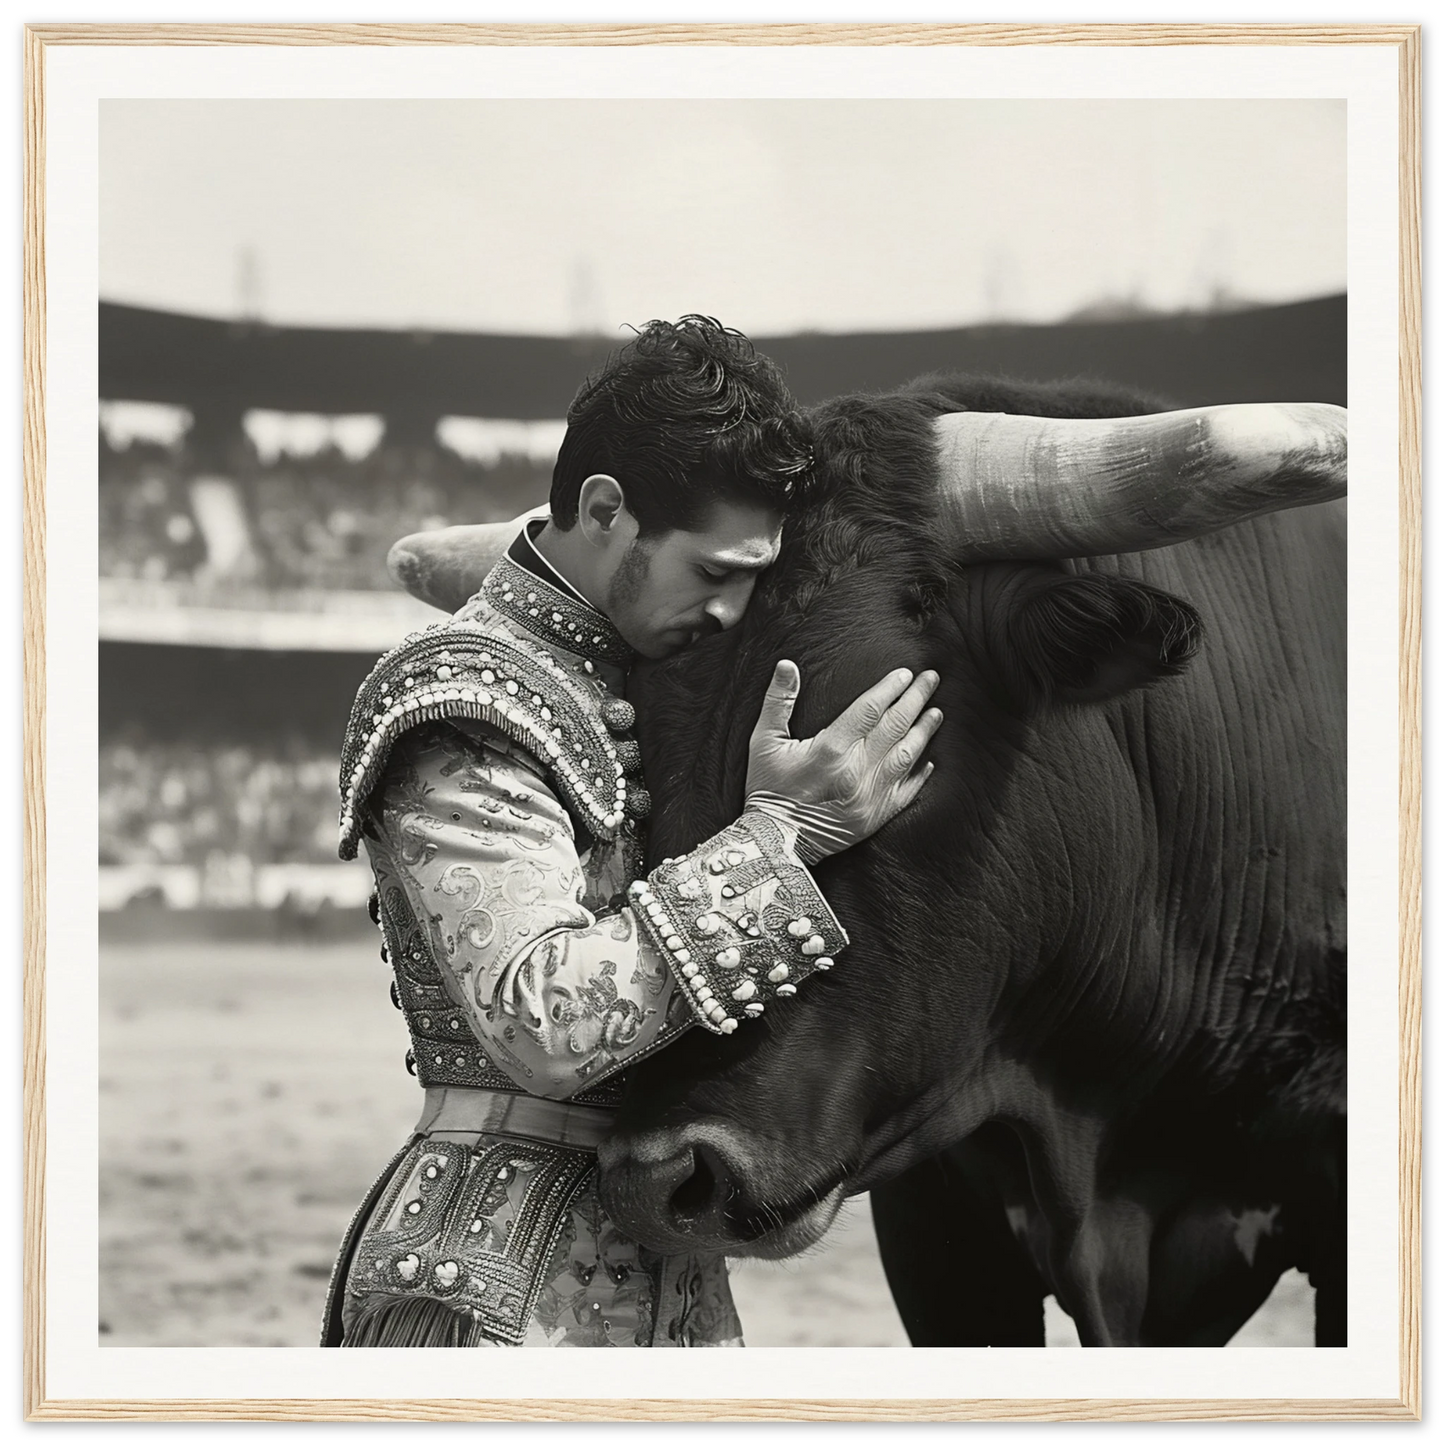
[626,811,849,1035]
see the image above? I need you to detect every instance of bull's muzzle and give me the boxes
[598,1118,845,1260]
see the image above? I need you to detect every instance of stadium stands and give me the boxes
[97,420,554,914]
[97,297,1346,916]
[99,431,550,593]
[98,735,371,918]
[100,735,340,868]
[99,441,208,583]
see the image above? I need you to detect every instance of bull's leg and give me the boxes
[1007,1107,1151,1346]
[1312,1116,1347,1346]
[871,1135,1046,1346]
[1138,1198,1295,1346]
[1049,1196,1155,1346]
[1309,1225,1346,1345]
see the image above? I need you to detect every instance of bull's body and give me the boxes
[871,507,1345,1346]
[602,376,1345,1347]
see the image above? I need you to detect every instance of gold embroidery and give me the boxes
[347,1136,597,1347]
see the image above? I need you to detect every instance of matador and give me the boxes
[320,318,941,1346]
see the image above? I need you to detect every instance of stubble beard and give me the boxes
[605,536,658,651]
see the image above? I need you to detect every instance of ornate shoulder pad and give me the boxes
[338,623,639,859]
[629,811,849,1034]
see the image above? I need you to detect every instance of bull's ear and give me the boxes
[1006,573,1202,707]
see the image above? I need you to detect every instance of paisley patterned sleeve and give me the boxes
[362,720,692,1101]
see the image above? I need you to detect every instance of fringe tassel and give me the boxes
[341,1295,483,1348]
[339,684,620,860]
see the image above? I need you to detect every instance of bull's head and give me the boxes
[595,379,1345,1259]
[387,377,1346,1260]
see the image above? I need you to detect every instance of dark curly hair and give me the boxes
[550,316,813,537]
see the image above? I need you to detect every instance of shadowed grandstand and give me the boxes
[97,297,1346,919]
[101,294,1345,440]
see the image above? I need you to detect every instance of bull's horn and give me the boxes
[933,402,1346,560]
[387,505,548,613]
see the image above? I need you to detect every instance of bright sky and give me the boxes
[101,99,1344,336]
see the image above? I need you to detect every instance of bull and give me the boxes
[395,373,1346,1348]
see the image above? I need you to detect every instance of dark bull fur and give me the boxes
[598,374,1346,1347]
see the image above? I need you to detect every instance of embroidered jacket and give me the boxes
[322,526,846,1348]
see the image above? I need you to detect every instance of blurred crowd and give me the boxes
[99,433,549,592]
[98,417,555,898]
[99,442,209,583]
[100,736,339,867]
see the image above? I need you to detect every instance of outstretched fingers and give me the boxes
[874,702,943,819]
[892,759,937,812]
[838,668,941,764]
[872,671,941,753]
[888,705,945,776]
[827,667,920,744]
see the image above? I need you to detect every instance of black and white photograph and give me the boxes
[95,92,1348,1353]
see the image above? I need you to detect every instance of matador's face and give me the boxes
[603,499,783,661]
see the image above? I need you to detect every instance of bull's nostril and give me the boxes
[668,1145,728,1225]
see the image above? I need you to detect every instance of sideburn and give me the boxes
[606,536,659,612]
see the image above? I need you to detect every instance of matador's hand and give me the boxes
[743,660,942,864]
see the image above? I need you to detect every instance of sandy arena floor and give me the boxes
[99,940,1314,1348]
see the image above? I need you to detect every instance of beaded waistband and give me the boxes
[414,1086,619,1150]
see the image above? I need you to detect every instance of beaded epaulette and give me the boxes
[338,622,645,860]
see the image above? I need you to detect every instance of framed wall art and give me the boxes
[23,20,1420,1423]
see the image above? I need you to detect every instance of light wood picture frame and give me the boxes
[23,21,1420,1423]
